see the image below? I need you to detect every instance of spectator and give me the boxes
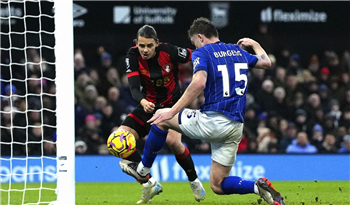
[339,106,350,129]
[329,76,344,103]
[284,74,300,103]
[242,138,258,154]
[94,96,108,114]
[1,84,17,110]
[275,118,289,142]
[80,85,99,113]
[237,129,250,153]
[107,87,131,121]
[274,66,286,88]
[294,108,309,132]
[310,124,324,149]
[279,122,298,153]
[75,72,92,103]
[318,84,331,111]
[286,131,317,154]
[276,46,291,68]
[297,70,316,90]
[328,99,342,127]
[305,93,323,122]
[99,67,122,97]
[96,47,113,85]
[244,106,259,137]
[101,104,120,138]
[338,135,350,153]
[288,92,305,120]
[319,134,338,153]
[286,54,302,76]
[322,115,336,135]
[248,68,265,96]
[74,51,90,79]
[319,67,330,85]
[335,126,347,148]
[28,122,43,156]
[307,54,320,77]
[255,79,275,112]
[256,127,277,153]
[75,140,88,155]
[271,87,288,119]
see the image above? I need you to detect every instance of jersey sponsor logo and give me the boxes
[193,57,200,69]
[146,77,171,87]
[213,50,242,58]
[177,48,187,58]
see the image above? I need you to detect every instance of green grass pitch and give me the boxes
[1,181,349,205]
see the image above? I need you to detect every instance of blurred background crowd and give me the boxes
[1,23,350,157]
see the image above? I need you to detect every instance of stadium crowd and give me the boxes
[1,37,350,157]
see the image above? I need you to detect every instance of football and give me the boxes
[107,129,136,158]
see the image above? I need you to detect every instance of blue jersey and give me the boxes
[192,41,258,123]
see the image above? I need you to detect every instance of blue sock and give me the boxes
[142,125,168,167]
[220,176,255,195]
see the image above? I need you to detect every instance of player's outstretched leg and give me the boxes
[120,159,163,204]
[256,178,285,205]
[189,178,206,202]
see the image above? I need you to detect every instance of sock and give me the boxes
[142,176,156,187]
[124,149,142,162]
[137,161,151,176]
[220,176,255,195]
[142,125,168,167]
[175,146,198,182]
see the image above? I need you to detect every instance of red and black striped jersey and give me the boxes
[125,43,192,108]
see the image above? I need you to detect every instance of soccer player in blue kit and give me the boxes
[120,17,285,205]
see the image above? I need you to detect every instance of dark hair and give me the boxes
[187,17,219,39]
[136,25,158,41]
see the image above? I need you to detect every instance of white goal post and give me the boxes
[0,0,75,204]
[54,0,75,204]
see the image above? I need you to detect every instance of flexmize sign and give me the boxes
[261,7,327,22]
[1,155,349,183]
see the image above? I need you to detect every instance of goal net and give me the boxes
[0,0,75,204]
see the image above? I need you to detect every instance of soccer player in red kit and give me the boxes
[110,25,205,204]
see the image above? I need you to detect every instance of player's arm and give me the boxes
[126,53,155,113]
[148,70,207,125]
[168,43,193,63]
[168,70,207,115]
[237,37,271,69]
[125,54,144,103]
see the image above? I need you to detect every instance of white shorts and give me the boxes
[179,109,243,166]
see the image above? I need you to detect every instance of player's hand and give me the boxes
[147,108,174,125]
[237,38,258,49]
[141,99,155,113]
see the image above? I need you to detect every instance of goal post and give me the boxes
[0,0,75,204]
[54,0,75,204]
